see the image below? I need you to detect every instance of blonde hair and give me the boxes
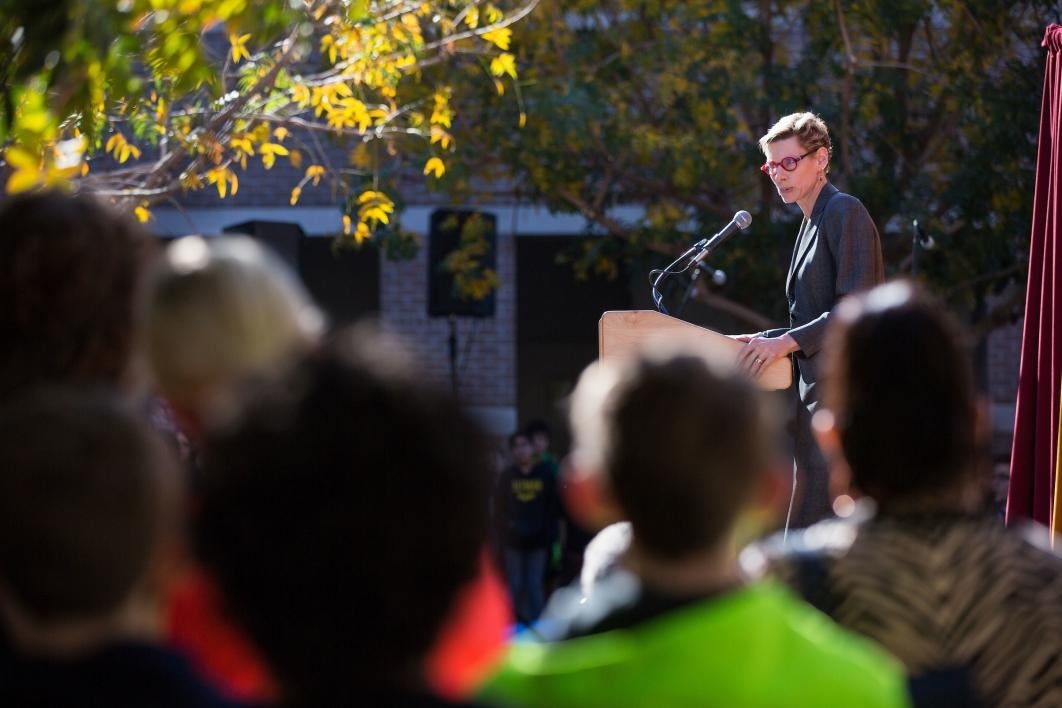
[759,112,833,172]
[145,235,324,419]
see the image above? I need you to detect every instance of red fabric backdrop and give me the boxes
[1008,24,1062,526]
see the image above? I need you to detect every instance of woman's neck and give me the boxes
[797,176,828,218]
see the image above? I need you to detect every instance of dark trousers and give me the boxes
[503,547,548,623]
[791,400,832,528]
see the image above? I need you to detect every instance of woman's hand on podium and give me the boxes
[737,334,799,378]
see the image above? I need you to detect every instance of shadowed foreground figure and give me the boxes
[0,389,240,708]
[196,328,495,707]
[144,234,327,702]
[479,344,910,707]
[762,282,1062,707]
[0,190,154,398]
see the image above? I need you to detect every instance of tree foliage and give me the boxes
[456,0,1059,332]
[0,0,536,247]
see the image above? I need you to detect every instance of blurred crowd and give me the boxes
[1,190,1061,707]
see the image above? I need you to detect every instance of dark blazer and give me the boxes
[766,183,884,411]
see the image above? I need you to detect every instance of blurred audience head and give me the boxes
[0,387,181,652]
[195,326,491,702]
[508,431,534,468]
[568,345,780,561]
[144,235,323,433]
[524,419,552,457]
[0,190,154,398]
[820,281,979,510]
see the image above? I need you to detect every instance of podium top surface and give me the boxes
[598,310,792,391]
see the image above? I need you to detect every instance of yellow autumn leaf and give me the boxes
[134,204,152,223]
[291,83,311,107]
[342,214,352,234]
[423,156,445,179]
[289,186,302,206]
[305,165,325,185]
[481,28,511,50]
[229,33,251,63]
[484,3,503,23]
[353,221,371,244]
[321,35,337,64]
[465,7,479,28]
[205,167,238,198]
[490,53,517,79]
[230,136,255,155]
[429,126,452,150]
[260,142,290,169]
[288,149,302,168]
[356,190,395,226]
[519,112,527,128]
[5,146,42,193]
[273,126,290,142]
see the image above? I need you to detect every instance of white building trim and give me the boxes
[149,204,646,237]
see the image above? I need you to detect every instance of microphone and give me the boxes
[691,210,752,266]
[696,263,727,286]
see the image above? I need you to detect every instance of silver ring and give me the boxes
[755,357,763,363]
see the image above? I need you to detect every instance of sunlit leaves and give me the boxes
[305,165,325,185]
[229,135,255,168]
[229,32,251,63]
[3,0,530,307]
[430,126,453,150]
[134,202,153,223]
[205,166,238,197]
[356,190,395,226]
[105,132,142,163]
[424,156,446,178]
[489,53,517,79]
[430,90,454,128]
[259,142,289,169]
[482,27,512,50]
[4,147,45,193]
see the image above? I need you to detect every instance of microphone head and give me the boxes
[734,210,752,230]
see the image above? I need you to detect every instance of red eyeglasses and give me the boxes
[760,149,815,175]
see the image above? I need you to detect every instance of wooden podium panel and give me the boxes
[598,310,792,391]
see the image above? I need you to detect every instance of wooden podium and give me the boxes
[598,310,792,391]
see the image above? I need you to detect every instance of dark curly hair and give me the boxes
[0,191,154,397]
[195,325,491,702]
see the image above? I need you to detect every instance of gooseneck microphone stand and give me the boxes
[649,241,705,316]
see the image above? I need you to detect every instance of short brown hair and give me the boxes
[0,191,154,398]
[759,112,833,169]
[599,349,776,559]
[0,387,177,623]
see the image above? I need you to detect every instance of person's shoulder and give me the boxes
[989,518,1062,581]
[823,186,863,208]
[823,190,872,223]
[754,515,862,567]
[745,583,910,706]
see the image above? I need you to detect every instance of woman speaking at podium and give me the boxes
[736,112,883,528]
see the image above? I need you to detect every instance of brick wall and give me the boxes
[379,226,517,433]
[988,318,1022,404]
[987,316,1022,459]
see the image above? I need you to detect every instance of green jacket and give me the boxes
[480,582,910,707]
